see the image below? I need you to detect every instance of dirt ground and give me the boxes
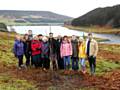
[0,64,120,90]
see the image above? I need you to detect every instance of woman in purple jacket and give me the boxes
[13,35,24,69]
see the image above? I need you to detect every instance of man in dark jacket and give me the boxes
[28,30,33,40]
[23,34,31,67]
[71,35,79,71]
[56,35,64,69]
[49,32,58,70]
[28,30,33,66]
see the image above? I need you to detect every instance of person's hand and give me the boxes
[92,55,96,58]
[28,51,31,54]
[36,48,40,50]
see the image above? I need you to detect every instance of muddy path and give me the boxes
[0,63,120,90]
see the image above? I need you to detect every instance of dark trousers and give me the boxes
[17,55,23,67]
[25,53,34,66]
[38,55,42,68]
[43,58,50,69]
[57,54,64,69]
[72,57,79,70]
[32,54,41,68]
[88,56,96,74]
[25,53,30,66]
[50,54,58,70]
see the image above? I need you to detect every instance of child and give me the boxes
[31,36,42,68]
[78,37,86,74]
[60,36,72,74]
[13,35,24,69]
[41,36,50,72]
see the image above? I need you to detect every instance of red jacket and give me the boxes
[31,40,42,56]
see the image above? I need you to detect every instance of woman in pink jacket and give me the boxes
[60,36,72,72]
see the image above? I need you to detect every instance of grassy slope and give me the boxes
[0,32,120,90]
[0,32,37,90]
[65,25,120,34]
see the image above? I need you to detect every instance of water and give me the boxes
[7,26,120,44]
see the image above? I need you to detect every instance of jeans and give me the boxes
[72,57,79,70]
[63,56,71,70]
[88,56,96,75]
[17,55,23,67]
[80,58,86,71]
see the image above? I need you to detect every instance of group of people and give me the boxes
[13,30,98,75]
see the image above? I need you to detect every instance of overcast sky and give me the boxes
[0,0,120,18]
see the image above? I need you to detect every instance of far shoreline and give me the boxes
[64,25,120,35]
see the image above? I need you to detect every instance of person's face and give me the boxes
[64,37,67,41]
[28,30,32,35]
[25,35,29,40]
[16,35,21,41]
[49,33,53,38]
[43,37,48,42]
[57,35,61,39]
[34,36,38,40]
[39,36,43,40]
[72,35,76,40]
[88,35,93,40]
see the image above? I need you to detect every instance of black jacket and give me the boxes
[49,38,57,54]
[71,39,79,58]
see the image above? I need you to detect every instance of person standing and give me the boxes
[38,34,43,41]
[78,37,86,74]
[28,30,33,66]
[41,36,50,72]
[37,34,43,68]
[56,35,64,70]
[31,36,42,68]
[49,33,58,71]
[71,35,79,72]
[60,36,72,74]
[13,35,24,69]
[28,30,33,40]
[86,33,98,75]
[23,34,31,67]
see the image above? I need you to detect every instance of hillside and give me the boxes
[72,4,120,28]
[0,23,8,32]
[0,10,73,25]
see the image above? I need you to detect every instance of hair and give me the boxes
[62,36,70,43]
[38,34,43,37]
[88,33,92,36]
[49,32,53,35]
[28,30,32,32]
[63,35,68,39]
[23,34,29,41]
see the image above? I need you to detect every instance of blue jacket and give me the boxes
[13,40,24,56]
